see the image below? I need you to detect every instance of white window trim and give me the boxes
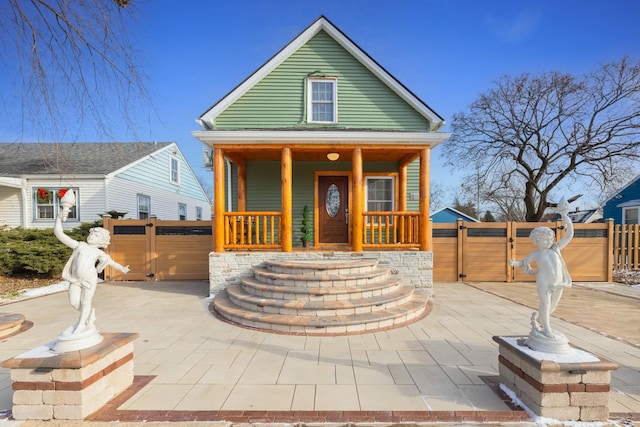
[307,77,338,124]
[137,194,151,219]
[365,176,396,225]
[622,206,640,224]
[195,206,203,221]
[178,203,187,220]
[33,188,79,222]
[170,156,180,185]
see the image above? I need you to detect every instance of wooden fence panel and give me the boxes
[432,224,458,282]
[462,222,511,282]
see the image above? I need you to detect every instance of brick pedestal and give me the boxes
[493,336,618,421]
[1,332,138,420]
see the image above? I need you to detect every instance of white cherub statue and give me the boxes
[509,198,573,349]
[53,189,129,337]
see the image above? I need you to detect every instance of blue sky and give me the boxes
[3,0,640,206]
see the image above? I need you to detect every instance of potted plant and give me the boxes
[300,205,312,248]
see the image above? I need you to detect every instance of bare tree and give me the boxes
[0,0,152,141]
[444,56,640,222]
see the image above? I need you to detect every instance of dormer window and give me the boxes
[308,78,337,123]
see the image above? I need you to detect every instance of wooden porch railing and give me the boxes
[223,212,281,250]
[612,223,640,270]
[362,211,421,248]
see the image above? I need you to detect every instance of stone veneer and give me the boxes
[1,332,138,420]
[493,336,619,422]
[209,251,433,295]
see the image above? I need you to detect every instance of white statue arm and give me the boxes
[96,254,129,274]
[54,211,79,249]
[556,197,574,250]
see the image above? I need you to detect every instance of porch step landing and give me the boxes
[211,259,429,335]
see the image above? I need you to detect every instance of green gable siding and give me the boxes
[216,30,428,131]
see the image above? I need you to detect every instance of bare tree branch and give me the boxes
[444,56,640,221]
[0,0,153,141]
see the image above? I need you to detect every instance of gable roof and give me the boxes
[0,142,173,176]
[603,174,640,204]
[430,207,479,222]
[197,16,445,132]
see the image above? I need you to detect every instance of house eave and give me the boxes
[192,130,450,148]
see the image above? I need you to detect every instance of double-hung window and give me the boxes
[178,203,187,220]
[623,206,640,224]
[170,156,180,185]
[365,177,395,224]
[138,194,151,219]
[34,188,78,221]
[308,78,337,123]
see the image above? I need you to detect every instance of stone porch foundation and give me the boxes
[209,250,433,295]
[493,335,619,421]
[1,332,138,420]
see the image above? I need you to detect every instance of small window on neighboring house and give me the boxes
[308,78,337,123]
[195,206,203,221]
[138,194,151,219]
[170,156,180,184]
[34,188,78,221]
[365,177,395,224]
[623,207,639,224]
[178,203,187,220]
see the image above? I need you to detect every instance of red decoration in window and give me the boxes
[58,189,68,199]
[37,188,51,201]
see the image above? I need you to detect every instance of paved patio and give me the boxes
[0,279,638,426]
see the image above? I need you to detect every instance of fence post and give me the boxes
[607,219,614,282]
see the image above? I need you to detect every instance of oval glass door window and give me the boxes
[326,184,340,217]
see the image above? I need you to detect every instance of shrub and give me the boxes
[0,221,101,279]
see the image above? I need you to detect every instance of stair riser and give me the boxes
[227,293,414,316]
[242,283,401,301]
[266,265,378,276]
[214,302,426,335]
[253,274,392,288]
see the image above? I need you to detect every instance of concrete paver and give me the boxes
[0,279,638,425]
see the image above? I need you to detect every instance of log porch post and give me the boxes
[237,162,246,212]
[352,148,363,252]
[281,147,293,252]
[419,147,431,251]
[399,162,408,212]
[213,148,225,253]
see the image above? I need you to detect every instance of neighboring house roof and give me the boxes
[567,209,602,223]
[197,15,445,132]
[0,142,173,176]
[430,207,479,223]
[603,174,640,204]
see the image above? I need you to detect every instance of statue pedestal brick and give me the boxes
[1,332,138,420]
[493,336,618,422]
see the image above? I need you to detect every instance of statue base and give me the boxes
[51,325,103,353]
[1,332,138,420]
[525,329,572,354]
[493,336,618,422]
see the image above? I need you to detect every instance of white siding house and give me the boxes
[0,142,211,229]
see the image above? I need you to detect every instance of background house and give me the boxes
[0,142,211,229]
[603,174,640,224]
[430,207,479,223]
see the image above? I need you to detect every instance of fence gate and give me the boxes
[103,218,212,281]
[432,220,612,283]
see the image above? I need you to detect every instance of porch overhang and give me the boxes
[192,130,450,163]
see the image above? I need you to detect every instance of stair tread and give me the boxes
[253,266,390,282]
[213,291,428,327]
[226,283,414,310]
[241,275,401,294]
[264,258,378,272]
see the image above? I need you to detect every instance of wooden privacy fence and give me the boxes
[432,220,613,283]
[612,223,640,270]
[103,217,617,283]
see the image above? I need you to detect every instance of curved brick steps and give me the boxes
[226,283,415,314]
[211,258,429,335]
[240,275,402,299]
[213,290,428,334]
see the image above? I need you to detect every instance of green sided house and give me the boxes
[193,16,450,331]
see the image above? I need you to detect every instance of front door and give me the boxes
[318,175,349,244]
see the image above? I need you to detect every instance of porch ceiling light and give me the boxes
[327,152,340,161]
